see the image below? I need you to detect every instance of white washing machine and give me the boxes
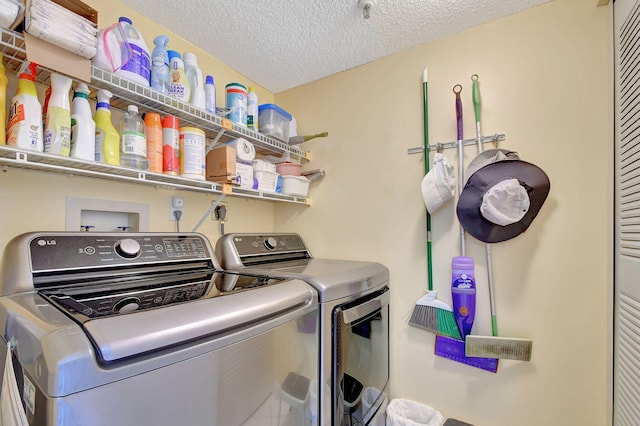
[216,233,390,426]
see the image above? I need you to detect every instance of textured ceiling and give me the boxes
[119,0,550,93]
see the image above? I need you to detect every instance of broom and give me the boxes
[409,67,461,340]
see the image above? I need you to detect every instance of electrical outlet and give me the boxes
[212,201,229,221]
[170,196,184,221]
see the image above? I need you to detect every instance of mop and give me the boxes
[434,84,497,373]
[409,67,461,340]
[464,74,533,361]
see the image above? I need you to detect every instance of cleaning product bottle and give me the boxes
[451,256,476,339]
[70,82,96,161]
[6,63,43,152]
[183,52,205,109]
[93,89,120,166]
[116,17,151,86]
[144,112,163,173]
[0,52,7,145]
[167,50,190,102]
[204,75,216,114]
[118,105,147,170]
[247,86,258,131]
[44,73,73,156]
[150,35,170,93]
[162,115,180,175]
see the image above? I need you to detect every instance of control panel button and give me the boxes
[264,237,278,250]
[114,238,141,259]
[113,297,141,314]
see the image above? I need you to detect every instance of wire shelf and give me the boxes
[0,28,310,205]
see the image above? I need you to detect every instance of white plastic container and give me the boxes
[116,17,151,86]
[6,63,43,151]
[236,160,254,189]
[118,105,148,170]
[44,73,72,156]
[205,75,216,114]
[254,170,279,192]
[179,127,205,180]
[70,82,95,161]
[168,50,190,102]
[184,52,205,109]
[252,159,276,173]
[281,175,310,197]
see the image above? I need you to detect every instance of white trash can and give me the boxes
[386,398,445,426]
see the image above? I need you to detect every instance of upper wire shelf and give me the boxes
[0,28,310,204]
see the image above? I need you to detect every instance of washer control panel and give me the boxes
[29,233,211,272]
[231,234,307,256]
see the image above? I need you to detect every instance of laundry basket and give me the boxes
[386,398,445,426]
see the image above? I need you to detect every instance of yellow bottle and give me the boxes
[0,53,7,145]
[93,89,120,166]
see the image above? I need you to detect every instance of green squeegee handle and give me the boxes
[472,74,481,124]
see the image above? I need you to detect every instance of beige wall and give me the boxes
[0,0,612,425]
[275,0,612,424]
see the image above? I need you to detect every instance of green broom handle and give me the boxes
[423,67,433,292]
[472,74,498,337]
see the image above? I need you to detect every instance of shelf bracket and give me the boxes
[206,128,227,155]
[192,193,227,232]
[407,133,506,155]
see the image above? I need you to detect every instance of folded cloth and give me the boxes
[1,341,29,426]
[421,152,456,214]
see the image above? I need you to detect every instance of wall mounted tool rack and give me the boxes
[0,27,311,207]
[407,133,505,155]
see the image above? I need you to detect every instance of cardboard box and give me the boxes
[24,0,98,83]
[206,146,237,184]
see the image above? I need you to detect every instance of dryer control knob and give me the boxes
[264,237,278,250]
[115,238,141,259]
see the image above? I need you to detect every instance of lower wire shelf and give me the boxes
[0,146,310,205]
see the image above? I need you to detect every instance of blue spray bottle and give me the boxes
[151,35,170,94]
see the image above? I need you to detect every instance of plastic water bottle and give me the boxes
[44,73,73,156]
[167,50,190,102]
[116,17,151,87]
[247,86,258,131]
[70,82,96,161]
[150,35,170,93]
[184,52,205,109]
[205,75,216,114]
[118,105,148,170]
[451,256,476,339]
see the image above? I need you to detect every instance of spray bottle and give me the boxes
[6,62,43,151]
[44,73,73,156]
[0,53,7,145]
[150,35,170,93]
[70,82,96,161]
[184,52,205,109]
[247,86,258,131]
[94,89,120,166]
[205,75,216,114]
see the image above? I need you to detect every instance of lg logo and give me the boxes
[37,239,56,246]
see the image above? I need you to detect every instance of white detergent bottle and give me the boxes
[205,75,216,114]
[6,62,43,151]
[184,52,205,109]
[93,89,120,166]
[167,50,190,102]
[150,35,170,93]
[118,105,147,170]
[116,17,151,86]
[70,82,95,161]
[44,73,72,156]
